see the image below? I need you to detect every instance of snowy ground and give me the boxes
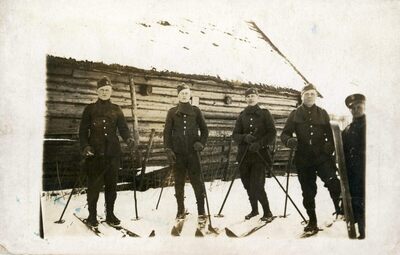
[42,175,353,240]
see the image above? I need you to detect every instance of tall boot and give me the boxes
[260,200,273,221]
[245,199,259,220]
[175,194,186,219]
[333,198,344,217]
[86,204,98,227]
[304,209,318,232]
[106,203,120,225]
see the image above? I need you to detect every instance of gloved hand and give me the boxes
[249,142,261,152]
[126,138,137,150]
[165,148,176,163]
[286,138,298,149]
[82,146,94,158]
[244,134,256,144]
[193,142,204,151]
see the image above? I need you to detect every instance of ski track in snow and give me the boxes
[43,176,350,239]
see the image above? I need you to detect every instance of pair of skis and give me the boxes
[74,213,154,237]
[225,216,277,238]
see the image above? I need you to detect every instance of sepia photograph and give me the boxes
[0,0,399,254]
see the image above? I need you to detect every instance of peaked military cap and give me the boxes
[301,83,323,98]
[177,83,190,94]
[345,93,366,108]
[97,76,112,89]
[245,88,258,96]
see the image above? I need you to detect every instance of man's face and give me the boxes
[97,85,112,101]
[178,88,191,103]
[245,93,259,106]
[301,89,317,107]
[350,101,365,118]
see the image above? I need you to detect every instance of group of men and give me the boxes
[78,76,366,239]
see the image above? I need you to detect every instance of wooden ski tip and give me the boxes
[195,228,204,237]
[208,226,220,235]
[225,227,238,238]
[149,230,155,237]
[171,226,180,236]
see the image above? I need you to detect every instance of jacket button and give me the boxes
[310,132,314,135]
[103,120,106,123]
[250,118,253,121]
[105,133,108,136]
[310,125,313,128]
[250,124,253,127]
[104,127,106,129]
[184,115,186,117]
[184,120,186,123]
[184,126,186,129]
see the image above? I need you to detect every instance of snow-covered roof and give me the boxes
[48,17,307,90]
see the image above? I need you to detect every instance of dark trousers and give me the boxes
[240,153,270,213]
[86,156,119,214]
[174,153,205,214]
[297,159,341,211]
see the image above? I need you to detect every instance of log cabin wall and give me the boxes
[43,56,300,191]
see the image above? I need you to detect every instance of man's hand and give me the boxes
[193,142,204,151]
[286,138,298,149]
[126,138,137,150]
[244,134,256,144]
[249,142,261,152]
[165,148,176,163]
[82,146,94,158]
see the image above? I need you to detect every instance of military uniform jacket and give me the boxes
[281,104,335,168]
[163,103,208,155]
[342,115,366,196]
[79,99,131,157]
[232,104,277,164]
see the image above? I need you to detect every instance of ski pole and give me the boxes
[196,151,219,234]
[215,145,249,218]
[283,148,295,218]
[155,163,174,210]
[256,151,307,222]
[54,159,86,224]
[131,149,139,220]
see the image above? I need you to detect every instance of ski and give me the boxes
[73,213,103,237]
[171,210,189,236]
[225,216,277,238]
[100,220,141,237]
[331,123,357,239]
[300,228,322,238]
[171,218,187,236]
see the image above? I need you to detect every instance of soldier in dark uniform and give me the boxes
[163,84,209,219]
[79,76,135,227]
[281,84,341,233]
[232,88,277,221]
[342,93,366,239]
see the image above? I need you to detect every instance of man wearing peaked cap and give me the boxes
[79,76,136,227]
[232,87,277,221]
[281,83,342,234]
[163,83,209,220]
[342,93,366,239]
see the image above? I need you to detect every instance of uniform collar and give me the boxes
[96,99,111,105]
[353,114,366,123]
[176,102,195,115]
[244,104,261,115]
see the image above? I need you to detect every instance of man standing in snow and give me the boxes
[79,76,135,227]
[232,88,276,221]
[281,84,342,233]
[163,83,209,219]
[342,93,366,239]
